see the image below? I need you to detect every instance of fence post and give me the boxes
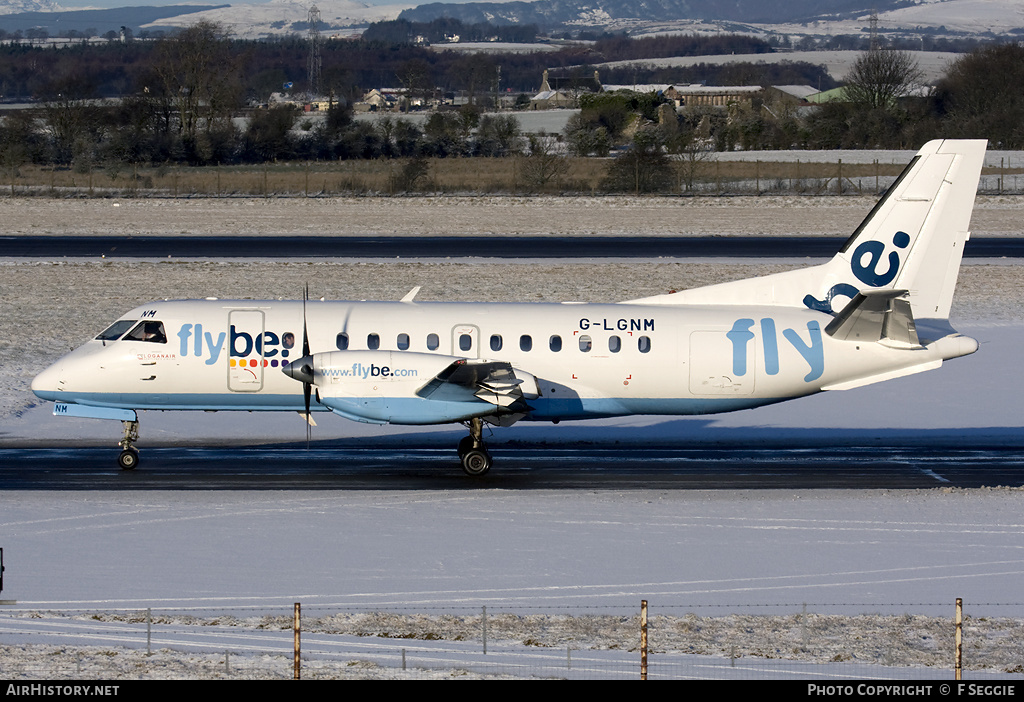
[293,602,301,680]
[482,605,487,654]
[955,598,963,680]
[640,599,648,680]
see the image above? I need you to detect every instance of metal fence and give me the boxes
[2,601,1023,680]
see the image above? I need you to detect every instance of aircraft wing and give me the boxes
[416,358,536,410]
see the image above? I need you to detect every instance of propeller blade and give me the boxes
[304,382,311,448]
[304,286,311,448]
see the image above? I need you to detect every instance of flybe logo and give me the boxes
[728,318,824,383]
[851,231,910,287]
[804,231,910,313]
[175,324,296,366]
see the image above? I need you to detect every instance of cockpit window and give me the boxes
[124,321,167,344]
[95,320,137,341]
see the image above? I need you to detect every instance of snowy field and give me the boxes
[2,193,1023,238]
[1,195,1023,679]
[597,50,964,84]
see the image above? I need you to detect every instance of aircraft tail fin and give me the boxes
[627,139,987,326]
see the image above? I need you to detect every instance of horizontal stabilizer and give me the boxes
[822,360,942,391]
[825,290,920,348]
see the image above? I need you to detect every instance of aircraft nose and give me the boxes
[31,361,64,401]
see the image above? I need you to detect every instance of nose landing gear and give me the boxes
[117,419,140,470]
[457,417,492,476]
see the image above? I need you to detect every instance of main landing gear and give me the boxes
[457,417,492,476]
[117,419,140,471]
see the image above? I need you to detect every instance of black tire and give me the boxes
[460,449,491,477]
[118,449,139,471]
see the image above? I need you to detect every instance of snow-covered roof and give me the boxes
[771,85,820,100]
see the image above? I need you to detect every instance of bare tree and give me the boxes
[936,43,1024,149]
[668,132,712,193]
[152,21,241,160]
[601,126,674,194]
[844,48,924,110]
[519,131,569,192]
[396,59,434,111]
[39,70,103,167]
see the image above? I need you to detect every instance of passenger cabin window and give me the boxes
[427,333,440,351]
[608,335,621,353]
[490,334,502,352]
[549,335,562,352]
[459,334,473,352]
[336,332,349,350]
[520,335,532,352]
[125,321,166,344]
[397,333,410,350]
[95,319,137,341]
[579,334,592,352]
[638,336,652,353]
[367,333,380,350]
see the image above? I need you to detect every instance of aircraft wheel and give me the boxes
[117,449,139,471]
[460,448,491,477]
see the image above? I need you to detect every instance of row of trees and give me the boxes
[1,23,1021,184]
[561,43,1024,155]
[0,23,790,102]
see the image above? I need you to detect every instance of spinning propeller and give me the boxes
[282,286,316,447]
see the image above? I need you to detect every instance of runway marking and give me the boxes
[921,468,951,482]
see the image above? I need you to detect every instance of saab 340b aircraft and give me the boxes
[32,139,986,476]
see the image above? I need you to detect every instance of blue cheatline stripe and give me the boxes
[47,393,783,424]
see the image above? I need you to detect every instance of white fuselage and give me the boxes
[31,297,968,426]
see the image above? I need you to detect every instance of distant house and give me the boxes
[662,85,763,110]
[591,83,764,110]
[807,87,851,104]
[530,89,575,110]
[600,84,675,95]
[529,70,576,110]
[765,85,820,105]
[356,88,406,112]
[761,85,821,121]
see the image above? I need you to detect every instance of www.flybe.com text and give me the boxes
[323,363,419,379]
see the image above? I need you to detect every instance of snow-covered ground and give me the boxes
[124,0,1024,44]
[1,195,1022,678]
[3,193,1023,238]
[596,50,964,84]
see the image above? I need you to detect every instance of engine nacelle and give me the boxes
[292,350,537,425]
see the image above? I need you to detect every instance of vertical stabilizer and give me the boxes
[627,139,987,324]
[823,138,986,322]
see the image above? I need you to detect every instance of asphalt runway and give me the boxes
[2,443,1022,490]
[3,235,1023,258]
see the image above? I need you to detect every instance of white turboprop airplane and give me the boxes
[32,139,986,476]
